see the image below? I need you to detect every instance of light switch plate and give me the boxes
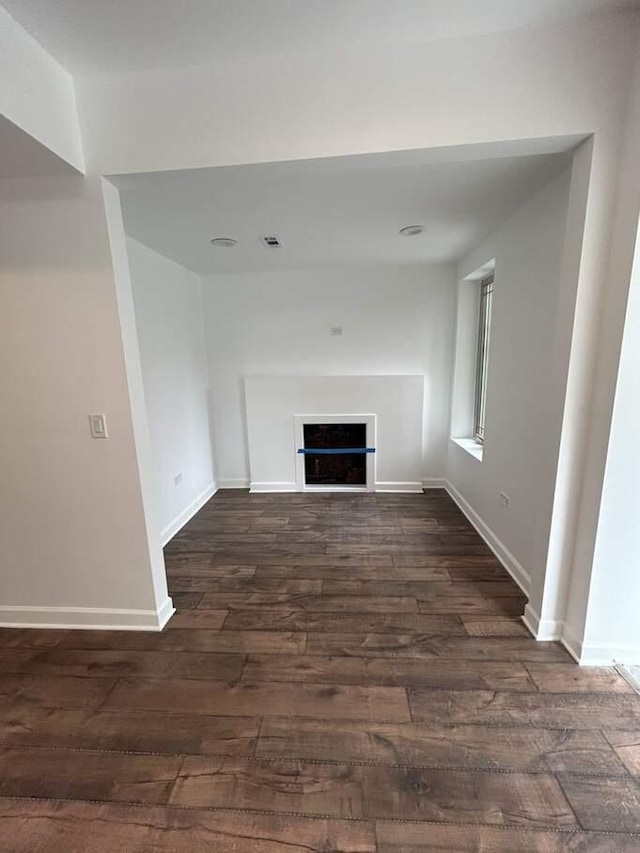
[89,413,108,439]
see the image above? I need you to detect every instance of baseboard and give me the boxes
[564,632,640,667]
[160,482,217,546]
[217,479,250,489]
[155,596,176,630]
[560,620,582,662]
[523,610,640,666]
[0,597,175,631]
[250,481,298,493]
[522,602,563,641]
[444,479,531,595]
[376,481,424,493]
[251,481,425,493]
[422,478,448,490]
[522,603,541,638]
[585,645,640,667]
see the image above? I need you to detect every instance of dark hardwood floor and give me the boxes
[1,489,639,851]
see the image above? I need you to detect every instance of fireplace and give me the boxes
[303,423,367,485]
[294,414,376,491]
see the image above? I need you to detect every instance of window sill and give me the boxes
[451,437,484,462]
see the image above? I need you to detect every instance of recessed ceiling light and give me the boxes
[399,225,426,237]
[210,237,237,248]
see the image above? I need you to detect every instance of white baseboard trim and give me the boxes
[560,621,582,663]
[422,478,447,490]
[0,597,176,631]
[444,479,531,596]
[160,482,217,546]
[250,481,298,493]
[585,645,640,667]
[250,480,425,493]
[376,481,424,493]
[156,596,176,630]
[563,628,640,667]
[522,609,640,666]
[217,479,250,489]
[522,603,563,641]
[522,603,540,638]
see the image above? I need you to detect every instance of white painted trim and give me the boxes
[444,479,531,595]
[522,603,541,638]
[160,482,217,546]
[422,478,447,489]
[250,480,424,493]
[217,479,250,489]
[250,481,298,493]
[0,599,176,631]
[565,634,640,667]
[585,645,640,667]
[451,437,484,462]
[522,607,640,665]
[155,596,176,630]
[376,481,424,493]
[560,621,582,662]
[522,602,563,641]
[250,482,375,493]
[304,485,368,493]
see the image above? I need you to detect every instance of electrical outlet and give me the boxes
[330,326,343,336]
[499,492,510,507]
[174,473,183,486]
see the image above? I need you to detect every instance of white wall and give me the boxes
[76,15,636,176]
[581,210,640,663]
[127,239,215,541]
[202,264,455,487]
[569,44,640,664]
[0,13,174,631]
[245,376,425,491]
[3,10,640,642]
[543,37,640,663]
[1,7,84,171]
[73,12,640,653]
[448,168,572,593]
[0,175,169,628]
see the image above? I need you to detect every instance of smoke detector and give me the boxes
[399,225,426,237]
[210,237,237,248]
[262,235,283,248]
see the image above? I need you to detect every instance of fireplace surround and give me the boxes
[245,375,424,493]
[294,414,376,492]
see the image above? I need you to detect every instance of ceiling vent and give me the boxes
[210,237,237,248]
[399,225,426,237]
[262,235,283,248]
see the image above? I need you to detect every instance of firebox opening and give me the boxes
[303,423,367,486]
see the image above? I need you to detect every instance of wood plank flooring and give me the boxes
[0,489,639,851]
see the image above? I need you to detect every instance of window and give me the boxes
[450,262,495,461]
[473,274,493,443]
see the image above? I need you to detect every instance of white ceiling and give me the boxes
[4,0,638,76]
[115,143,573,275]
